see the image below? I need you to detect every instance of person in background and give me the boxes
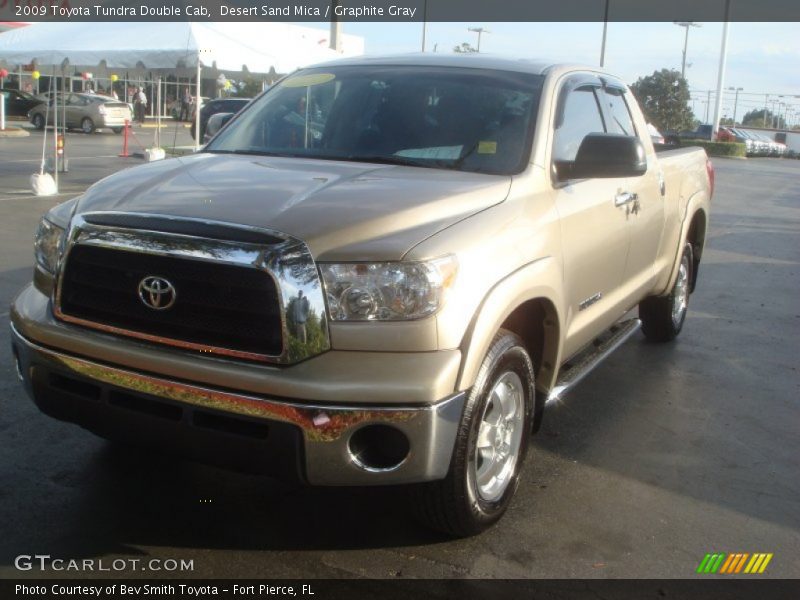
[292,290,310,344]
[134,87,147,125]
[180,88,193,122]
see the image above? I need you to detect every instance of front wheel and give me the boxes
[640,242,693,342]
[112,127,122,134]
[81,117,95,134]
[32,114,45,130]
[412,330,535,537]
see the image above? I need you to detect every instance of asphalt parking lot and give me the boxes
[0,132,798,579]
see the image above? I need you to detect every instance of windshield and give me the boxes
[207,65,544,175]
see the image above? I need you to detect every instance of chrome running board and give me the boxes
[546,318,641,405]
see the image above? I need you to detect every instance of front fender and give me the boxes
[456,256,564,394]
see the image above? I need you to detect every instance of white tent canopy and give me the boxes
[0,21,363,74]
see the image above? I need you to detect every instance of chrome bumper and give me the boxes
[10,322,465,486]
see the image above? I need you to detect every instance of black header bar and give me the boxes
[4,0,800,23]
[3,579,800,600]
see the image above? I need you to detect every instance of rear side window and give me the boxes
[603,88,636,136]
[553,86,606,162]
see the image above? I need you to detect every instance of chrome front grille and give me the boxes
[54,213,330,364]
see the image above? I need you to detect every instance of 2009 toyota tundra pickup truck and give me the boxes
[10,54,713,536]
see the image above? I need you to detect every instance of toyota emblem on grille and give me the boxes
[138,276,177,310]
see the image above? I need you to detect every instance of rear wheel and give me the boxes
[81,117,95,134]
[640,243,693,342]
[413,330,534,537]
[112,127,122,134]
[32,114,45,130]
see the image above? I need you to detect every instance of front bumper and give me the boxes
[10,321,466,486]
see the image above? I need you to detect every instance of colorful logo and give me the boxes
[697,553,773,574]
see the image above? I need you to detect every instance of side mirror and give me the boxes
[564,133,647,180]
[203,112,234,143]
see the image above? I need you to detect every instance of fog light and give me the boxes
[348,425,410,472]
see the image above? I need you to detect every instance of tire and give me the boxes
[81,117,95,134]
[640,243,693,342]
[112,127,122,134]
[412,329,535,537]
[32,114,44,130]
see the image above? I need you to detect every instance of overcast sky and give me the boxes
[308,21,800,123]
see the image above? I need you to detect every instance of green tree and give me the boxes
[629,69,695,132]
[233,77,264,98]
[741,108,785,129]
[453,42,478,53]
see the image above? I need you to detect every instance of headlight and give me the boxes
[34,217,66,274]
[320,256,458,321]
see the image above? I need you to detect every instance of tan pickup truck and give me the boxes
[10,54,713,536]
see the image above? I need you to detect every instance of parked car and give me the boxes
[646,123,665,145]
[190,97,251,141]
[720,127,756,155]
[749,131,786,156]
[733,129,769,156]
[28,92,132,133]
[0,88,44,117]
[11,55,713,536]
[665,124,714,144]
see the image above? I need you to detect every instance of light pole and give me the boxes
[468,27,490,52]
[763,94,769,127]
[421,0,427,52]
[771,100,781,128]
[674,21,701,79]
[710,3,730,138]
[600,0,610,67]
[728,86,743,125]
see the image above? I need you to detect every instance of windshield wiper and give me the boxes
[205,148,301,157]
[451,141,482,169]
[343,155,456,169]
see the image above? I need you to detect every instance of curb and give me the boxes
[0,126,30,137]
[165,146,197,156]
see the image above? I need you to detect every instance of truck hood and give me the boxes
[75,153,511,261]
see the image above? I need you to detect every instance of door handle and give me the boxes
[614,191,638,207]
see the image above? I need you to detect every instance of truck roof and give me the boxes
[311,53,571,76]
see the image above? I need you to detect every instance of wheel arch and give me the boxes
[686,208,707,292]
[455,258,564,428]
[660,189,711,297]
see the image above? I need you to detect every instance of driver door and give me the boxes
[551,75,633,358]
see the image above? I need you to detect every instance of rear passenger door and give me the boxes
[551,75,632,357]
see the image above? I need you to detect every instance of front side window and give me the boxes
[207,66,544,175]
[552,86,606,163]
[603,87,636,136]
